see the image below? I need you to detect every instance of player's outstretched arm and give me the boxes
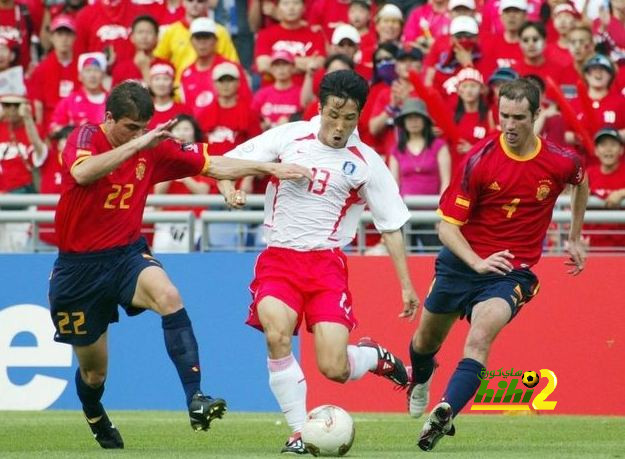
[381,230,420,321]
[565,174,589,276]
[72,120,178,185]
[217,179,246,209]
[438,220,515,275]
[206,157,312,181]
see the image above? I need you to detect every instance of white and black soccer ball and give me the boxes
[301,405,355,457]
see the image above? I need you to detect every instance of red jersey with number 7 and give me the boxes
[437,134,584,268]
[56,124,210,252]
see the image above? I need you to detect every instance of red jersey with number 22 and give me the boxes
[437,134,584,268]
[56,124,210,252]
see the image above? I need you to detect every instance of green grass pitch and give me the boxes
[1,411,623,458]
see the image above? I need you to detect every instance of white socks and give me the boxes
[347,345,378,380]
[268,353,307,433]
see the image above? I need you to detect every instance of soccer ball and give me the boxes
[522,370,540,388]
[301,405,355,457]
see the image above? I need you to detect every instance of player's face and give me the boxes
[595,138,624,167]
[318,96,359,149]
[499,96,537,151]
[105,114,149,147]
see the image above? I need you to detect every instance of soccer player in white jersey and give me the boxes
[218,70,420,454]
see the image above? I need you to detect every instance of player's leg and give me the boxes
[130,264,225,431]
[408,308,459,418]
[73,333,123,449]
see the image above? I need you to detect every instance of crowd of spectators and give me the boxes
[0,0,624,252]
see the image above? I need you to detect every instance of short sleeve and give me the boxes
[360,150,410,232]
[152,140,210,184]
[437,155,481,225]
[566,151,585,186]
[224,123,289,162]
[63,125,98,177]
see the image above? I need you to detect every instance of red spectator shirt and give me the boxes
[251,84,302,125]
[0,122,38,192]
[438,134,584,268]
[148,101,189,129]
[452,110,493,174]
[0,4,32,69]
[28,53,79,131]
[307,0,350,40]
[585,162,625,248]
[180,57,251,117]
[55,124,210,252]
[111,57,172,86]
[50,89,107,134]
[38,144,64,246]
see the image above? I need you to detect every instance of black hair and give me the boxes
[106,80,154,121]
[498,78,541,116]
[524,73,546,93]
[454,96,489,123]
[319,69,369,112]
[519,20,547,40]
[324,53,355,70]
[51,125,75,140]
[132,14,159,34]
[175,113,204,143]
[371,42,399,84]
[396,114,435,153]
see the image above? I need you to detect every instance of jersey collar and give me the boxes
[499,134,541,162]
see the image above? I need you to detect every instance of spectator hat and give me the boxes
[499,0,528,12]
[583,54,615,75]
[395,98,430,122]
[594,128,623,144]
[456,67,484,85]
[450,16,479,35]
[78,52,107,72]
[0,36,17,51]
[190,17,217,36]
[332,24,361,45]
[396,46,424,61]
[0,66,27,103]
[50,14,77,33]
[149,61,175,78]
[270,49,295,64]
[488,67,519,85]
[212,61,239,80]
[449,0,476,10]
[553,2,581,19]
[376,4,403,21]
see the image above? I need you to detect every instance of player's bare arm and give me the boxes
[565,174,589,276]
[438,220,515,275]
[206,156,312,182]
[71,120,177,186]
[382,230,420,321]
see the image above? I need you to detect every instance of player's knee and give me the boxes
[412,330,442,354]
[265,328,292,354]
[154,285,182,314]
[464,331,493,359]
[318,360,349,383]
[82,369,106,388]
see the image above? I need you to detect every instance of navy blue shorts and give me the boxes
[48,237,163,346]
[424,248,540,321]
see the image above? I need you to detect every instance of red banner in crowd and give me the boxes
[301,256,624,415]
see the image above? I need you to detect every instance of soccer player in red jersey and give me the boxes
[406,79,589,451]
[48,81,310,450]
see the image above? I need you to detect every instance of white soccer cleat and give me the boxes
[408,371,433,418]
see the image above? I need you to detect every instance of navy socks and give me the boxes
[441,358,486,416]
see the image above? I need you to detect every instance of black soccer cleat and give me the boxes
[418,402,456,452]
[357,337,410,386]
[85,410,124,449]
[188,392,227,431]
[281,432,309,455]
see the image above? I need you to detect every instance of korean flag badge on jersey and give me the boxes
[342,161,356,176]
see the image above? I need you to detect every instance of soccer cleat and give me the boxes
[407,371,433,418]
[85,410,124,449]
[188,392,227,431]
[357,337,409,386]
[281,432,309,455]
[417,402,456,452]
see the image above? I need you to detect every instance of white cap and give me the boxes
[331,24,361,45]
[212,61,239,80]
[376,4,403,21]
[449,16,479,35]
[190,17,217,35]
[0,66,27,103]
[449,0,476,10]
[499,0,528,12]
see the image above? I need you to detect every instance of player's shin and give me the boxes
[268,353,307,433]
[162,308,201,406]
[75,368,105,419]
[409,345,438,384]
[440,358,486,416]
[346,344,378,380]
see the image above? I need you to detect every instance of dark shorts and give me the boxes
[424,247,540,321]
[48,237,163,346]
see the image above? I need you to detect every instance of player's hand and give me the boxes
[473,250,515,275]
[564,238,587,276]
[137,119,177,150]
[398,287,420,321]
[270,163,313,181]
[224,189,247,208]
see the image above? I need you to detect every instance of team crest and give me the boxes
[136,160,146,180]
[342,161,356,175]
[536,184,550,201]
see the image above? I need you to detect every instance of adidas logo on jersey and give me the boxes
[488,181,501,191]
